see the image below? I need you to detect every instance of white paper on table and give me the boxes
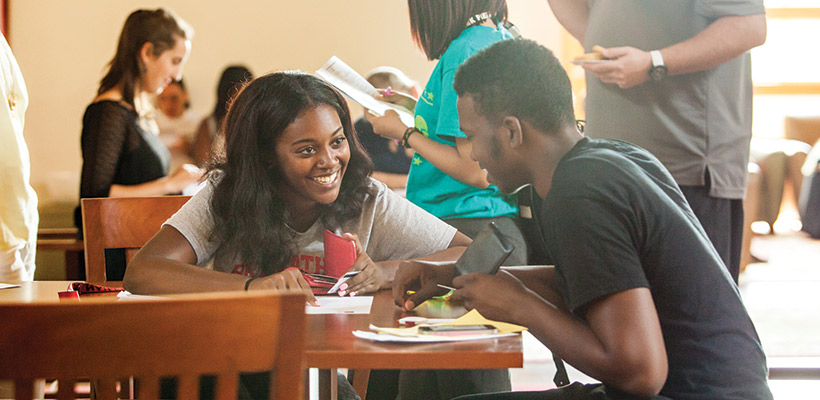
[0,283,20,290]
[352,330,517,343]
[306,295,373,314]
[116,291,166,301]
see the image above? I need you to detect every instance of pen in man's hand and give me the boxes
[436,284,456,291]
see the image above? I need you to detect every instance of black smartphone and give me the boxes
[418,324,498,336]
[454,221,514,276]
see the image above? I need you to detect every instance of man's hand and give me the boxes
[251,268,318,306]
[450,270,534,323]
[392,260,456,311]
[583,46,652,89]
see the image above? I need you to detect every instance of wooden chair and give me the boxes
[81,196,191,282]
[0,291,306,400]
[784,115,820,148]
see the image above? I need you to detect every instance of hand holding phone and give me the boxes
[454,222,514,277]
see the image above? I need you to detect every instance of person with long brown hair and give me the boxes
[124,72,472,398]
[74,8,203,280]
[126,71,469,298]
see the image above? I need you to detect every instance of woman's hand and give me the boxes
[377,88,417,111]
[250,268,319,306]
[336,233,386,296]
[365,110,407,141]
[166,163,204,193]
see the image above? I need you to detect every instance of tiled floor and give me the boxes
[509,230,820,398]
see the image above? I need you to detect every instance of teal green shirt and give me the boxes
[407,25,517,220]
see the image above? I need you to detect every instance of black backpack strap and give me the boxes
[514,184,570,387]
[552,353,570,387]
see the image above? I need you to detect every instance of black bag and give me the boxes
[799,160,820,238]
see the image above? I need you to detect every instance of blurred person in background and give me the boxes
[191,65,253,166]
[155,78,202,170]
[355,66,417,189]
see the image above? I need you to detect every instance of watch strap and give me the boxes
[650,50,664,68]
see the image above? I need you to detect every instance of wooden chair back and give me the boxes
[0,291,306,400]
[784,115,820,147]
[81,196,191,282]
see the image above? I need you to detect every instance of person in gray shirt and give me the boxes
[547,0,766,282]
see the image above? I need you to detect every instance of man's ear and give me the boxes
[500,116,523,150]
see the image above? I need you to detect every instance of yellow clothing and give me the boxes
[0,33,37,282]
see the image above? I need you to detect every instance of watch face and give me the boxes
[650,65,668,81]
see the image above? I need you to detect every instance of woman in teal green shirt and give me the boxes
[367,0,527,267]
[366,1,523,398]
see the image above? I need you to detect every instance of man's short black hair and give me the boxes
[453,39,575,134]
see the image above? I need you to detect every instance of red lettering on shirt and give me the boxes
[315,256,325,275]
[301,255,315,273]
[230,264,255,277]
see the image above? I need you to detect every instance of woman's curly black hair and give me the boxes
[207,72,373,276]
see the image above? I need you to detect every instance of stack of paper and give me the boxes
[353,309,527,343]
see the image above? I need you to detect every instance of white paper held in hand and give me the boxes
[316,56,415,127]
[327,271,360,294]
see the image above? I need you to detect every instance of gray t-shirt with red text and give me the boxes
[165,177,457,276]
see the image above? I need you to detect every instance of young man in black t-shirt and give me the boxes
[392,39,772,399]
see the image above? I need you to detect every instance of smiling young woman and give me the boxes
[123,71,471,300]
[122,72,472,398]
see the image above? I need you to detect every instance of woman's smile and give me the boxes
[310,169,341,185]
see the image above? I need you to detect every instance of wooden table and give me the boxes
[308,290,523,399]
[0,281,524,399]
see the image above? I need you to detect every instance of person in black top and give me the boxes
[393,39,772,399]
[74,8,203,279]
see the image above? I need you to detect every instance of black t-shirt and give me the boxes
[354,117,412,174]
[541,138,771,399]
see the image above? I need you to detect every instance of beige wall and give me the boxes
[10,0,561,212]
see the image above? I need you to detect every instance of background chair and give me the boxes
[784,115,820,149]
[81,196,191,282]
[0,291,306,400]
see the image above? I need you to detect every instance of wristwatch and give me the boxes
[648,50,668,82]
